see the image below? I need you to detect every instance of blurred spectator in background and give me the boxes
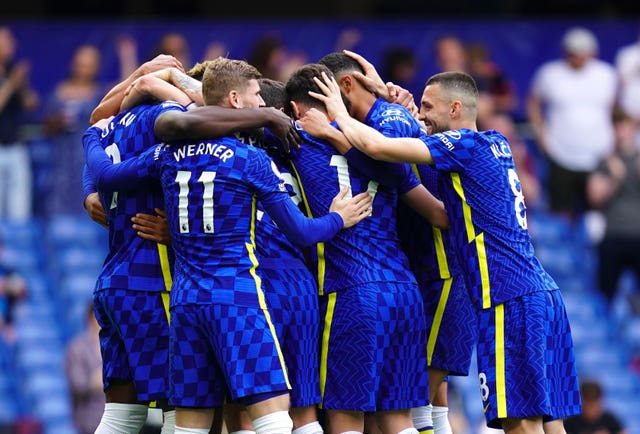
[586,112,640,306]
[247,32,306,82]
[527,26,617,222]
[42,44,106,217]
[381,45,420,97]
[614,25,640,144]
[564,380,627,434]
[0,25,40,222]
[148,31,191,69]
[434,34,468,73]
[64,301,104,434]
[467,41,518,116]
[0,240,28,345]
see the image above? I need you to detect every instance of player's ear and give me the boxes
[450,100,462,118]
[289,101,302,119]
[339,75,352,92]
[228,90,241,108]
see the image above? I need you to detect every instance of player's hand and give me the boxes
[265,107,301,153]
[343,50,388,98]
[91,116,113,130]
[84,192,108,229]
[329,187,373,228]
[297,108,333,139]
[310,72,350,121]
[132,208,171,245]
[138,54,185,76]
[386,82,419,117]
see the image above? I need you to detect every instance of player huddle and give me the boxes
[81,50,581,434]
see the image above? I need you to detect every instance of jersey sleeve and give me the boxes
[82,126,161,191]
[262,198,343,246]
[421,129,475,173]
[82,164,97,199]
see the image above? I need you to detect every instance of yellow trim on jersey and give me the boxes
[319,291,337,408]
[450,173,492,308]
[290,162,326,295]
[476,233,491,309]
[432,227,450,279]
[156,243,173,321]
[247,196,291,389]
[495,304,507,418]
[427,277,452,365]
[450,173,474,243]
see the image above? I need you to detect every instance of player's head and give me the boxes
[418,71,478,134]
[285,63,336,119]
[187,60,215,81]
[318,52,363,113]
[259,78,287,111]
[202,57,265,109]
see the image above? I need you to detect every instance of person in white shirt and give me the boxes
[527,26,618,221]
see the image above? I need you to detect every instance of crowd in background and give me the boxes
[1,20,639,434]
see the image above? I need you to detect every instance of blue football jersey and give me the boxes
[143,137,298,308]
[290,127,417,295]
[423,128,558,308]
[93,102,185,292]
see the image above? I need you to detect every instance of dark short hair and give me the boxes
[318,51,364,77]
[259,78,287,110]
[285,63,334,109]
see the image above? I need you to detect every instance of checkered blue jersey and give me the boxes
[423,128,558,308]
[90,102,184,292]
[234,130,307,266]
[290,126,418,295]
[84,128,343,307]
[365,97,461,283]
[398,163,464,284]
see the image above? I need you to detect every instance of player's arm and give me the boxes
[154,106,300,152]
[262,187,372,246]
[343,49,418,116]
[119,75,199,112]
[308,72,433,164]
[401,184,448,229]
[82,126,158,190]
[81,165,108,229]
[90,54,184,123]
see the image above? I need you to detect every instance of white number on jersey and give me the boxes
[508,168,527,230]
[329,155,379,203]
[104,143,121,209]
[175,170,216,234]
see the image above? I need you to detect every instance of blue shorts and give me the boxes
[422,273,477,376]
[94,288,170,402]
[169,303,290,408]
[320,282,429,412]
[476,289,581,428]
[261,263,321,408]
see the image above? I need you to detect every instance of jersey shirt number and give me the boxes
[175,170,216,234]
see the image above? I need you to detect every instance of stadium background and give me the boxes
[0,1,639,433]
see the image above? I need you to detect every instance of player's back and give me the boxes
[427,128,557,307]
[154,135,292,307]
[95,102,184,292]
[290,128,416,294]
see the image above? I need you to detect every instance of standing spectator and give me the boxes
[149,31,191,71]
[64,301,105,434]
[0,246,27,345]
[467,42,518,115]
[614,25,640,144]
[42,44,106,216]
[586,113,640,304]
[564,380,627,434]
[0,25,40,222]
[527,27,617,221]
